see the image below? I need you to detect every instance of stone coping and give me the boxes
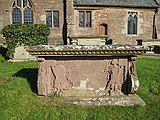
[27,45,149,56]
[142,39,160,42]
[68,35,108,39]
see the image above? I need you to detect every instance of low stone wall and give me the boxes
[140,39,160,54]
[142,39,160,47]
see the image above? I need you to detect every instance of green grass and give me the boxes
[0,56,160,120]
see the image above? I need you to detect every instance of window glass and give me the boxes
[79,11,84,27]
[46,11,60,28]
[17,0,21,7]
[133,15,137,34]
[12,8,22,24]
[128,12,138,35]
[23,0,27,7]
[79,11,92,28]
[24,8,33,24]
[53,11,59,27]
[86,11,91,27]
[46,11,52,27]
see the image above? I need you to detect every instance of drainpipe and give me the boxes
[63,0,67,45]
[152,8,158,39]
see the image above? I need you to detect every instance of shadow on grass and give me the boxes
[13,68,38,94]
[0,46,9,60]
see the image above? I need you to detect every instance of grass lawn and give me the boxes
[0,55,159,120]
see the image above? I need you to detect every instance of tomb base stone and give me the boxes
[28,45,148,106]
[61,94,145,106]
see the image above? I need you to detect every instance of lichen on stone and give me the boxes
[28,45,148,52]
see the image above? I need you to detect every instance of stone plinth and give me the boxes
[68,36,107,45]
[28,45,148,99]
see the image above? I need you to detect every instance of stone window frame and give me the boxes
[78,10,92,28]
[11,0,34,24]
[46,11,60,28]
[127,11,139,36]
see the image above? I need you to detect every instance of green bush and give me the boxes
[1,24,50,58]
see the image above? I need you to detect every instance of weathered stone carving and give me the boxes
[50,63,73,95]
[37,58,48,95]
[27,45,148,96]
[129,57,139,93]
[105,59,126,96]
[37,58,136,96]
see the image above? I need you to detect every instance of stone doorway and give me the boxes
[99,24,108,36]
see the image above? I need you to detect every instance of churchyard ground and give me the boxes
[0,55,159,120]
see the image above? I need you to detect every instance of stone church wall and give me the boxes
[0,0,157,45]
[0,0,65,45]
[73,7,155,45]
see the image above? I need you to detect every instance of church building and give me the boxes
[0,0,159,45]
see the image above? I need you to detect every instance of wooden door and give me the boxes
[99,24,107,36]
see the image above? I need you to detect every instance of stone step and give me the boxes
[61,94,145,106]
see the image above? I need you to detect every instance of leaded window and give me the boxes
[12,0,33,24]
[24,8,33,24]
[53,11,59,27]
[79,11,91,28]
[46,11,59,28]
[79,11,84,27]
[12,8,21,24]
[127,12,138,35]
[46,11,52,28]
[86,11,91,27]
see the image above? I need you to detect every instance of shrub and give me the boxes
[1,24,50,58]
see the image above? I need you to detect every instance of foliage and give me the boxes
[1,24,50,58]
[0,57,160,119]
[0,54,5,62]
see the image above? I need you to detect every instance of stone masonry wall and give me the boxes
[0,0,10,43]
[0,0,156,45]
[73,7,155,45]
[33,0,65,45]
[0,0,65,45]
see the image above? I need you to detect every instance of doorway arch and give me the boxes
[99,24,108,36]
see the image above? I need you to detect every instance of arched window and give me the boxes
[127,12,138,35]
[12,0,33,24]
[24,8,33,24]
